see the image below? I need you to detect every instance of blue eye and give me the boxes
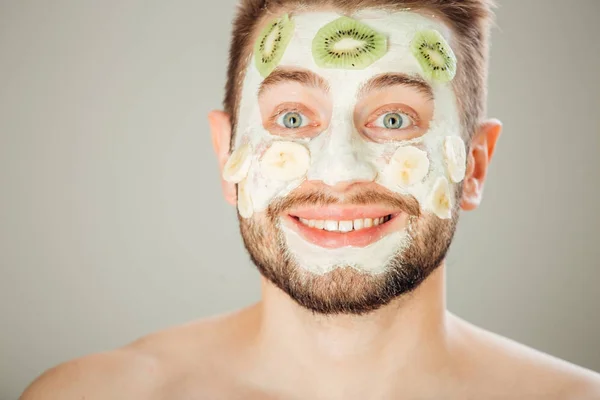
[278,111,306,129]
[374,112,413,129]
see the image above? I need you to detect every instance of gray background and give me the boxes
[1,0,599,398]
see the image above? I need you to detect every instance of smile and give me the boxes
[282,205,410,249]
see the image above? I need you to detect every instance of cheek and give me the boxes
[241,134,311,215]
[373,95,463,219]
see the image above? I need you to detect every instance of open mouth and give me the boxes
[281,207,409,249]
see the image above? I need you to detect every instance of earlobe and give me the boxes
[208,110,237,206]
[460,119,502,211]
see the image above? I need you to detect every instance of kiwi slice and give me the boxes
[312,16,387,69]
[254,14,295,78]
[410,29,457,82]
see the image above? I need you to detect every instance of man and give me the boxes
[22,0,600,399]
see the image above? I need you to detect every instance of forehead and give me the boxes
[255,9,454,97]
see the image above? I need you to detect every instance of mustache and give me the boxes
[267,188,421,218]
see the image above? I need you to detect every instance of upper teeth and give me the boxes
[298,216,391,232]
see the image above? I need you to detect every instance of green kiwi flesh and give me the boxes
[254,14,295,78]
[312,16,387,70]
[410,29,457,82]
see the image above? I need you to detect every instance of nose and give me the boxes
[307,129,378,187]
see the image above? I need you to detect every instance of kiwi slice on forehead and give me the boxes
[410,29,457,82]
[254,14,295,78]
[312,16,388,69]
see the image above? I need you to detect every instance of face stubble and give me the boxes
[239,187,460,315]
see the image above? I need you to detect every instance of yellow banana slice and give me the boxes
[260,141,310,181]
[428,176,452,219]
[443,136,466,183]
[387,146,430,188]
[223,144,253,183]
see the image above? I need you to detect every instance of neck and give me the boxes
[249,264,451,397]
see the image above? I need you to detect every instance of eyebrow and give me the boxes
[357,73,434,101]
[258,67,330,97]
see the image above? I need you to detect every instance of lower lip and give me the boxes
[281,214,407,249]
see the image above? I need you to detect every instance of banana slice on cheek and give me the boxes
[421,135,464,220]
[386,146,430,188]
[443,136,467,183]
[428,176,452,219]
[260,141,311,181]
[222,144,253,183]
[221,143,256,218]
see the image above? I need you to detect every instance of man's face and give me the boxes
[222,10,468,314]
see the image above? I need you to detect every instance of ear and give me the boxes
[208,110,236,206]
[460,119,502,211]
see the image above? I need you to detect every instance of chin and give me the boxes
[280,222,411,276]
[240,204,456,315]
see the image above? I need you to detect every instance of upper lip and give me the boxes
[286,204,403,221]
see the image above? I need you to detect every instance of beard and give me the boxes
[239,185,460,315]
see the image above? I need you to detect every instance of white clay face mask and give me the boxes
[222,10,467,275]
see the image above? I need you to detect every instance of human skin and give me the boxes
[21,6,600,400]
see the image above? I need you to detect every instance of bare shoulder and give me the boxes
[449,314,600,399]
[21,307,257,400]
[20,347,165,400]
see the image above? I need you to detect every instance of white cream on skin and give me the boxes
[231,10,464,275]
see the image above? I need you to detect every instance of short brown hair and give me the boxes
[224,0,495,142]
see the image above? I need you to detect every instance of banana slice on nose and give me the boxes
[237,177,254,219]
[443,136,466,183]
[260,141,310,181]
[429,176,452,219]
[223,144,253,183]
[387,146,430,188]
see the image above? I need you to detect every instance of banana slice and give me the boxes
[443,136,466,183]
[237,177,253,219]
[260,141,310,181]
[223,144,253,183]
[428,176,452,219]
[387,146,430,188]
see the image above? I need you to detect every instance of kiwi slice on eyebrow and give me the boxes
[254,13,295,78]
[410,29,457,82]
[312,16,388,69]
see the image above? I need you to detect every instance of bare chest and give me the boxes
[153,376,572,400]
